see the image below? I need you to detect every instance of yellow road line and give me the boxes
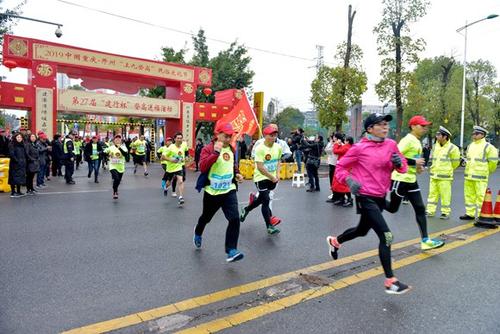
[176,227,500,334]
[61,223,473,334]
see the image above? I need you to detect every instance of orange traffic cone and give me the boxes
[493,190,500,223]
[475,188,497,229]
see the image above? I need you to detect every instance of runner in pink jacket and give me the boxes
[326,113,412,295]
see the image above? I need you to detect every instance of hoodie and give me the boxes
[336,137,407,198]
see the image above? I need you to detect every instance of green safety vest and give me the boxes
[91,143,99,160]
[464,138,499,181]
[205,146,236,196]
[253,142,282,182]
[104,145,127,173]
[63,138,73,154]
[73,141,82,155]
[429,141,460,180]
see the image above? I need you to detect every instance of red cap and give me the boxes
[215,122,236,135]
[263,124,279,135]
[409,115,432,126]
[40,134,48,139]
[165,137,173,141]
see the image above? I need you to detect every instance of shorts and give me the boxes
[255,179,277,192]
[165,170,183,181]
[133,154,145,164]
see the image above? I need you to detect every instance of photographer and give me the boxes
[301,135,324,192]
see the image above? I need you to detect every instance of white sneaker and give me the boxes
[327,193,333,200]
[171,192,177,197]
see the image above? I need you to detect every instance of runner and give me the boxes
[240,124,283,235]
[385,116,445,251]
[158,137,173,194]
[171,137,189,198]
[103,135,128,200]
[163,132,186,206]
[326,113,411,294]
[131,134,149,176]
[193,122,245,262]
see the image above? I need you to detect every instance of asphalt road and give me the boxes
[0,163,499,334]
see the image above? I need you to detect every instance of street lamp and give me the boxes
[456,14,498,153]
[382,103,388,114]
[0,13,64,38]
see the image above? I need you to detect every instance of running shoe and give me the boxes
[10,193,18,198]
[327,193,334,200]
[172,192,177,198]
[384,278,412,295]
[459,214,474,220]
[248,192,256,206]
[113,192,118,200]
[439,214,450,220]
[342,199,353,207]
[26,190,34,195]
[178,196,185,206]
[267,226,280,235]
[144,172,149,177]
[425,212,435,217]
[133,167,137,174]
[193,234,202,249]
[240,207,249,222]
[17,192,26,197]
[226,249,244,263]
[326,236,341,260]
[270,216,282,226]
[163,188,168,196]
[402,199,410,205]
[420,238,445,251]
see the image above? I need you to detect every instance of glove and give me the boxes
[391,153,402,168]
[346,177,362,196]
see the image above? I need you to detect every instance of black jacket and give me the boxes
[26,141,40,173]
[292,133,304,151]
[36,140,49,164]
[52,140,64,161]
[8,140,27,185]
[83,141,104,161]
[0,135,9,157]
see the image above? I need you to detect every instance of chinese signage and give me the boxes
[36,88,53,138]
[58,89,180,118]
[182,103,194,148]
[33,43,194,82]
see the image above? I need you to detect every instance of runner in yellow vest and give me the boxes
[158,136,173,194]
[103,134,128,200]
[386,116,444,250]
[459,126,499,221]
[171,140,189,198]
[426,126,460,219]
[193,122,245,262]
[240,124,283,235]
[131,134,148,176]
[73,136,83,170]
[163,132,186,206]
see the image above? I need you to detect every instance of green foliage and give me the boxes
[272,106,304,137]
[161,47,186,64]
[190,29,209,67]
[310,66,367,131]
[0,0,26,61]
[373,0,429,139]
[467,59,497,126]
[334,42,364,70]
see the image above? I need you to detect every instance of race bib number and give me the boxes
[138,145,145,152]
[92,149,98,155]
[111,158,122,164]
[210,173,232,190]
[264,160,278,172]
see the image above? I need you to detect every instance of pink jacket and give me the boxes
[336,137,407,198]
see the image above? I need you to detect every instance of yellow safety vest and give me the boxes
[429,141,460,180]
[63,138,72,154]
[464,138,499,181]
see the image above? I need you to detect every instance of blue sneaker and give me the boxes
[421,237,445,251]
[161,180,166,189]
[226,249,244,263]
[194,234,202,249]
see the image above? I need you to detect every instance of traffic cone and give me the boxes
[475,188,497,229]
[493,190,500,224]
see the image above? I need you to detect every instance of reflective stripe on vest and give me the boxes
[464,173,487,180]
[430,172,451,178]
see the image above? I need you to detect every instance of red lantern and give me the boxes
[202,87,212,96]
[4,60,18,71]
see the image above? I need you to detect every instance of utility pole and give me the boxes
[314,45,324,73]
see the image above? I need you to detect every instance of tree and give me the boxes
[272,106,304,138]
[374,0,429,139]
[0,0,26,61]
[311,66,367,131]
[466,59,497,126]
[190,29,209,67]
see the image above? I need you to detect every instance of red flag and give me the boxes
[216,92,259,147]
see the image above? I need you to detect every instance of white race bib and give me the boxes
[210,173,232,190]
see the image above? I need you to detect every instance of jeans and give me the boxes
[88,159,101,178]
[294,150,303,173]
[306,163,320,190]
[195,189,240,253]
[37,163,47,186]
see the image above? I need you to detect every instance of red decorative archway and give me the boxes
[1,34,242,147]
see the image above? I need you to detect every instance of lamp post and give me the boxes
[382,103,388,115]
[0,13,63,37]
[456,14,498,153]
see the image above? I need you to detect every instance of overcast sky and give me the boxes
[1,0,499,113]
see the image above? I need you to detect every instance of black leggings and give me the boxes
[306,163,320,190]
[337,196,394,278]
[329,164,335,186]
[195,190,240,253]
[26,171,36,191]
[245,180,276,227]
[110,169,123,193]
[386,180,428,239]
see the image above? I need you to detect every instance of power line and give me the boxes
[56,0,317,62]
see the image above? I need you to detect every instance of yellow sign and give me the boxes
[36,88,54,138]
[57,90,180,118]
[253,92,264,136]
[182,103,194,148]
[33,43,194,82]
